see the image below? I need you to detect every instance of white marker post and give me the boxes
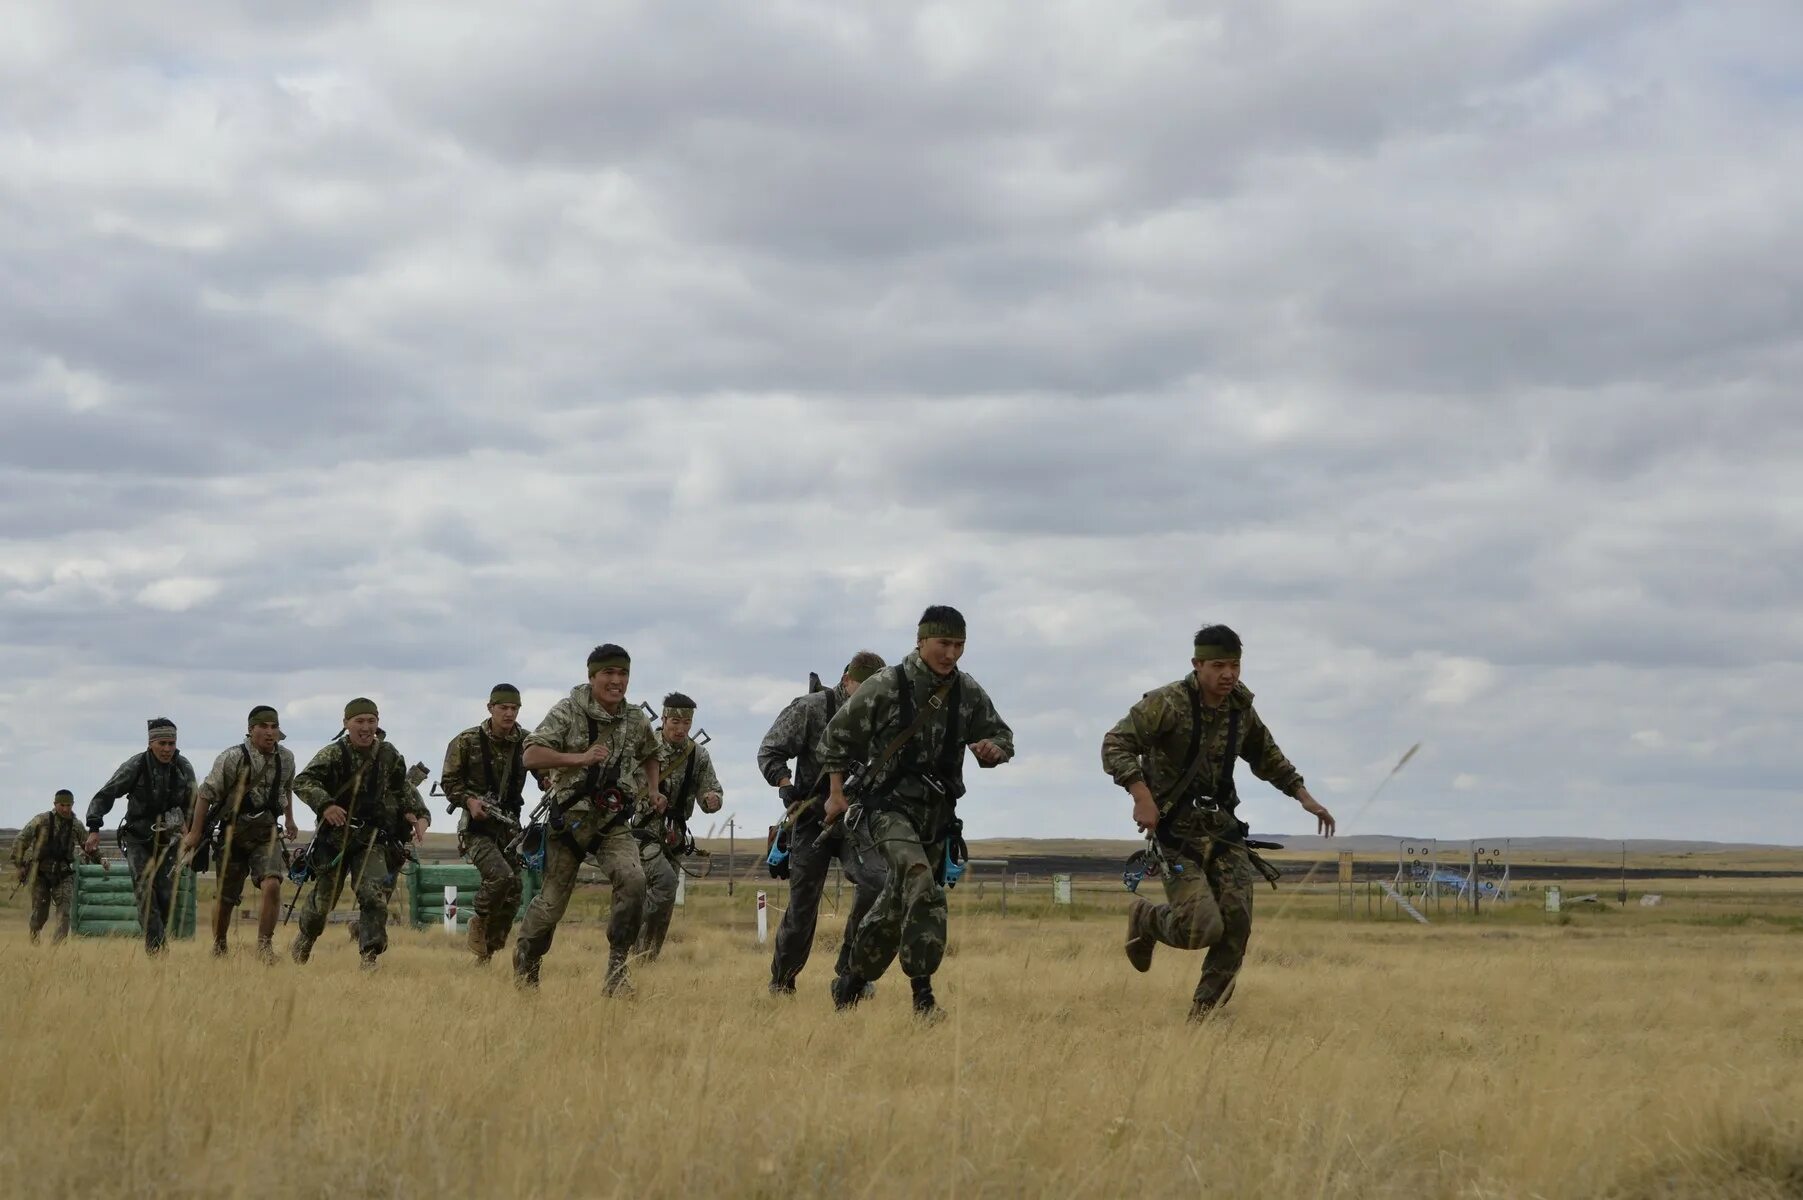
[1052,874,1072,905]
[675,869,686,908]
[756,890,768,944]
[443,885,458,933]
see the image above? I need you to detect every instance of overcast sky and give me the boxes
[3,1,1800,844]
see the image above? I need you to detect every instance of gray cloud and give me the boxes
[2,0,1800,846]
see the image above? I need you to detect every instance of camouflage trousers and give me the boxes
[120,830,179,953]
[635,840,677,957]
[771,819,888,988]
[216,821,286,908]
[296,836,405,959]
[845,809,947,983]
[29,873,75,943]
[514,821,643,964]
[1146,840,1255,1009]
[464,830,522,955]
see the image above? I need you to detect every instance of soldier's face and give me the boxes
[488,703,520,735]
[148,738,177,764]
[1193,657,1241,700]
[590,666,629,709]
[54,800,74,817]
[345,713,380,748]
[662,713,692,743]
[918,637,965,677]
[248,722,279,753]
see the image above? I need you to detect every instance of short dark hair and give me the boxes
[662,691,697,710]
[1193,624,1243,655]
[919,605,966,630]
[587,643,631,667]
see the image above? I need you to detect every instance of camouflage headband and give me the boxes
[344,697,379,721]
[147,717,177,743]
[662,707,695,720]
[1192,644,1242,663]
[489,685,522,706]
[918,621,966,640]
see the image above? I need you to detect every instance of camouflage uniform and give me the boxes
[757,683,889,990]
[289,736,429,963]
[1101,677,1305,1011]
[196,740,295,911]
[441,719,529,960]
[87,750,197,953]
[13,809,86,943]
[512,685,661,985]
[816,653,1013,991]
[631,737,722,959]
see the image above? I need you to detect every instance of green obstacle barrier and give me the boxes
[404,861,541,930]
[72,861,198,939]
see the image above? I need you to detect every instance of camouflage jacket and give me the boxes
[816,652,1014,818]
[13,810,87,881]
[1100,676,1304,808]
[646,737,723,827]
[87,750,197,835]
[293,736,429,837]
[525,685,661,819]
[757,682,850,826]
[198,740,296,832]
[441,719,529,833]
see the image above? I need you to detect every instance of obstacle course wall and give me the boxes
[404,862,541,929]
[72,861,198,939]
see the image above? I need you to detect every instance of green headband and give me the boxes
[845,660,883,683]
[918,622,966,640]
[1192,644,1242,663]
[344,697,379,721]
[587,656,630,675]
[489,686,522,706]
[54,789,74,803]
[247,705,280,729]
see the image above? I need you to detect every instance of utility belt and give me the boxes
[119,808,190,844]
[1136,793,1284,890]
[544,786,632,850]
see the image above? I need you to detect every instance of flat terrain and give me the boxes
[3,856,1802,1199]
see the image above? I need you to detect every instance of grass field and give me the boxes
[3,871,1802,1199]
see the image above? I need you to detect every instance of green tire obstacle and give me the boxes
[404,862,541,930]
[71,861,198,939]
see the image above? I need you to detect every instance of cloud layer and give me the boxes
[4,1,1800,843]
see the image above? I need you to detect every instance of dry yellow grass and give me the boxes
[3,883,1802,1199]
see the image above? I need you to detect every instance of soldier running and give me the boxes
[1101,623,1335,1021]
[85,718,197,956]
[758,651,889,995]
[13,790,96,943]
[288,699,430,969]
[631,691,723,961]
[184,705,299,963]
[515,645,663,993]
[441,684,530,965]
[817,606,1013,1018]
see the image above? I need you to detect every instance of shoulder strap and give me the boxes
[871,667,956,777]
[1218,706,1241,805]
[1155,683,1210,811]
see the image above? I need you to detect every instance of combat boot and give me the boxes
[831,971,869,1011]
[602,949,634,998]
[256,937,277,966]
[290,933,315,965]
[512,942,541,990]
[467,915,490,964]
[1125,897,1157,973]
[910,976,945,1023]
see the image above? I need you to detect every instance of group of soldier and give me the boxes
[12,607,1336,1021]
